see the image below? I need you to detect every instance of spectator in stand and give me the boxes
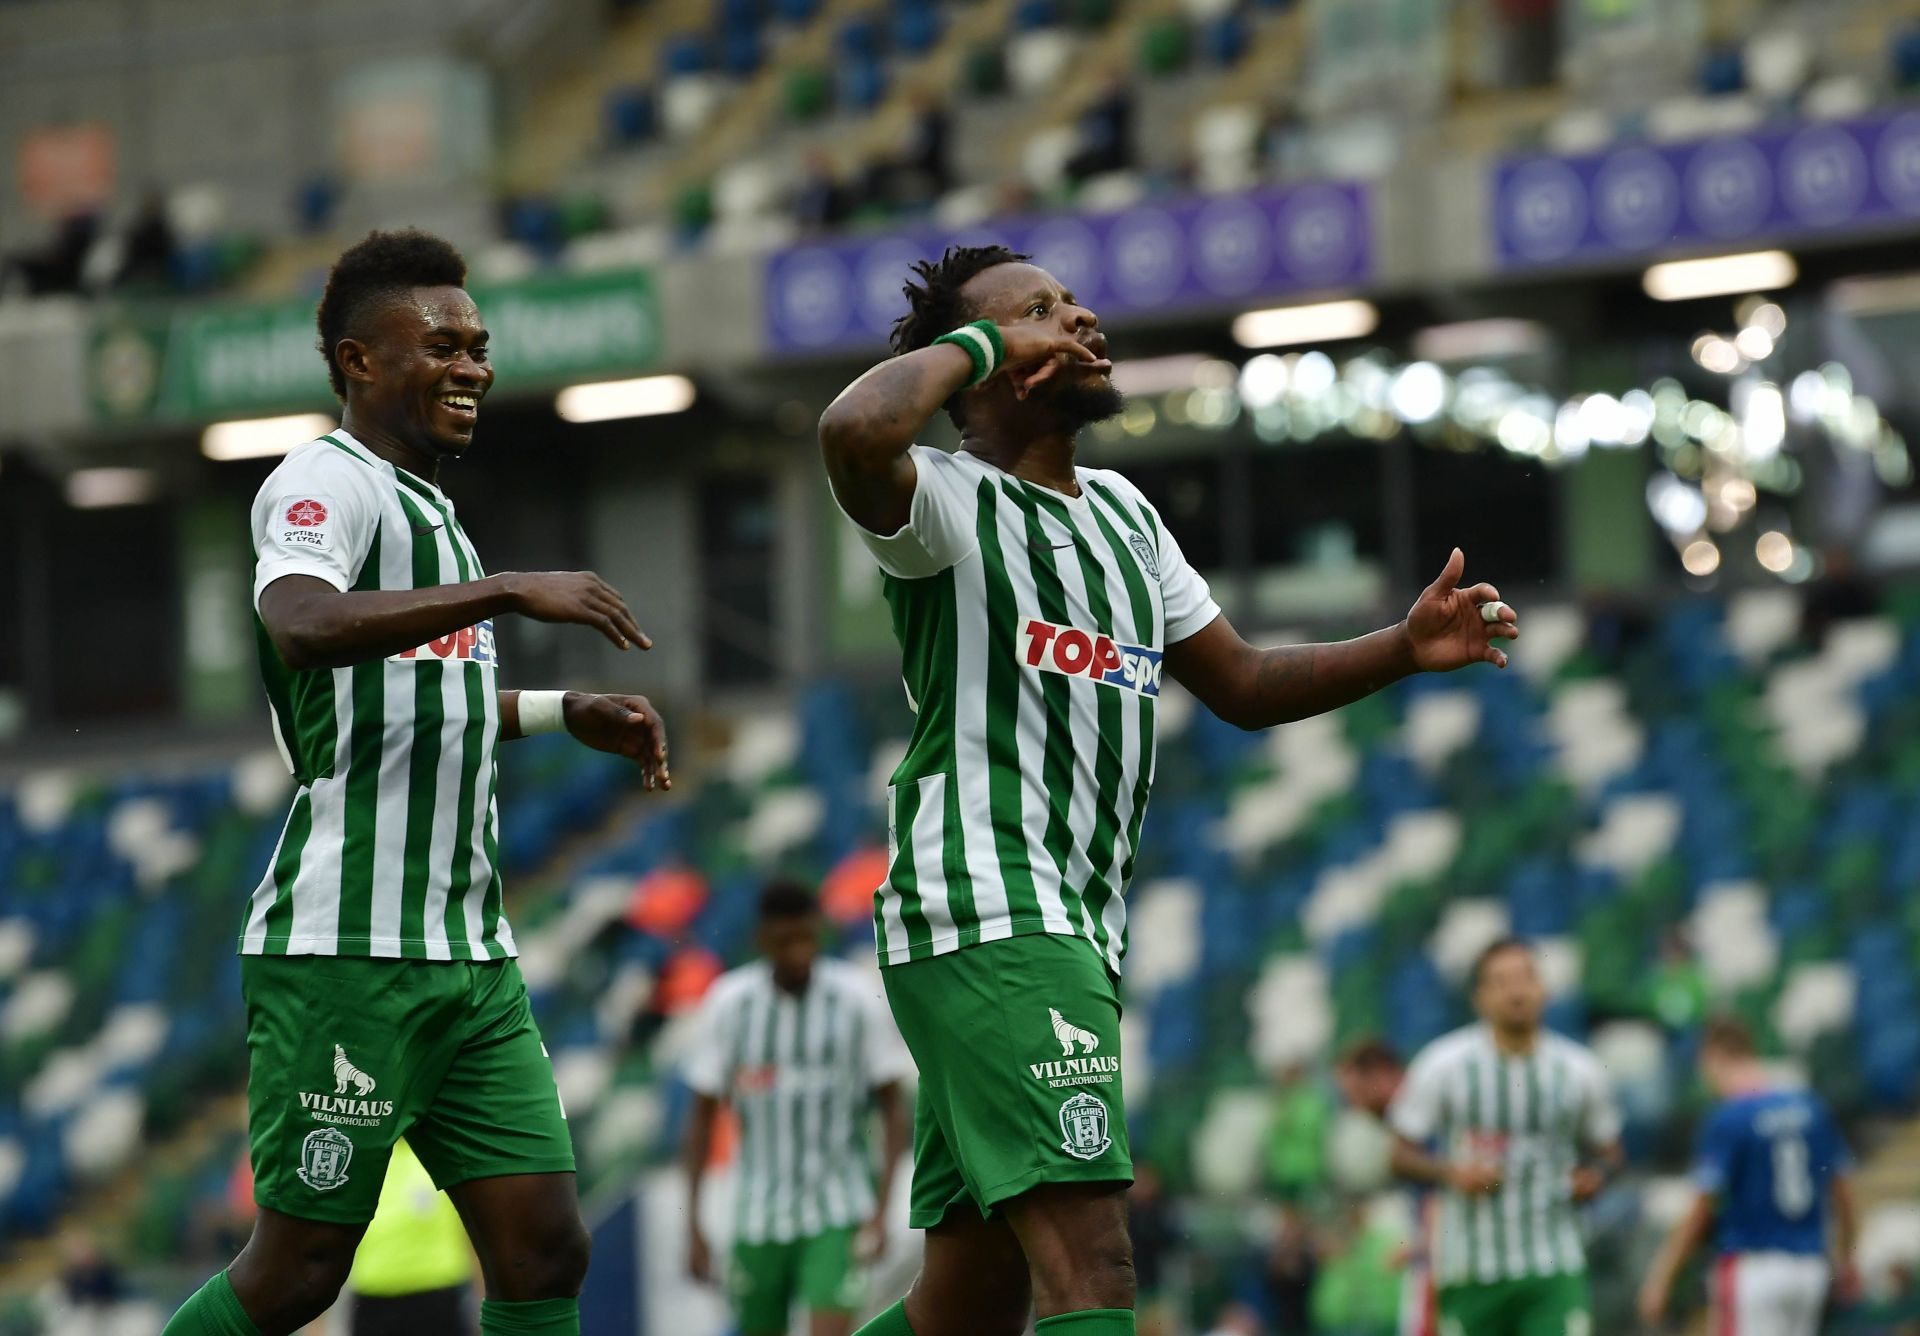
[1129,1162,1179,1336]
[1491,0,1559,86]
[1201,1300,1266,1336]
[1264,1061,1332,1201]
[4,210,100,295]
[793,149,855,233]
[1065,68,1137,182]
[1334,1038,1404,1119]
[1265,1205,1318,1334]
[863,89,952,212]
[118,188,179,290]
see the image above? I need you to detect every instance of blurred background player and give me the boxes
[1637,1016,1860,1336]
[682,879,912,1336]
[163,230,670,1336]
[344,1139,478,1335]
[820,244,1518,1336]
[1387,940,1621,1336]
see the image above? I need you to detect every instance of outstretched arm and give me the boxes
[1165,548,1518,731]
[499,691,671,790]
[819,327,1106,535]
[257,570,648,671]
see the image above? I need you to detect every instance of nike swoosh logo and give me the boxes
[412,523,443,534]
[1032,541,1075,551]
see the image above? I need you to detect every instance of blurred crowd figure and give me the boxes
[2,191,178,298]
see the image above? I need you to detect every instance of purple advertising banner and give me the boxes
[1495,108,1920,269]
[764,181,1374,354]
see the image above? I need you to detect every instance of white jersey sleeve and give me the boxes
[682,977,742,1098]
[835,445,980,579]
[1388,1045,1449,1144]
[250,440,385,609]
[1137,497,1221,644]
[1574,1046,1623,1148]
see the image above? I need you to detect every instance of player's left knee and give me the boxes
[1033,1225,1135,1310]
[489,1217,591,1300]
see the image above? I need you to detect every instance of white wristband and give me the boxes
[517,690,568,736]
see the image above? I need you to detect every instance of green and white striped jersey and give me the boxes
[1388,1024,1622,1287]
[841,446,1220,972]
[244,430,515,961]
[683,958,912,1244]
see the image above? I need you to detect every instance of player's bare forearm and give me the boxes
[682,1093,720,1215]
[819,344,975,533]
[1832,1173,1860,1259]
[872,1082,909,1215]
[1648,1192,1714,1291]
[1168,616,1418,732]
[1389,1136,1451,1188]
[258,573,517,671]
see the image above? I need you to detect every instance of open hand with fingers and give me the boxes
[1403,547,1520,672]
[998,324,1112,400]
[562,693,671,790]
[498,571,652,652]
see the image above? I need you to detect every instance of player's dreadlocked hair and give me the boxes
[890,244,1029,428]
[316,229,469,398]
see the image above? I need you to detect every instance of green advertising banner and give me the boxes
[89,267,661,424]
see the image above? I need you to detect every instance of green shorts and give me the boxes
[883,933,1132,1229]
[730,1227,863,1334]
[1438,1273,1591,1336]
[241,954,574,1224]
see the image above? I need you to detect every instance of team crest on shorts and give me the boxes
[298,1127,354,1191]
[1057,1091,1112,1161]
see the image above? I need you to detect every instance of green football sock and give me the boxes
[160,1271,261,1336]
[480,1297,580,1335]
[851,1298,917,1336]
[1035,1309,1134,1335]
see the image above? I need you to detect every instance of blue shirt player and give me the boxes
[1639,1018,1860,1336]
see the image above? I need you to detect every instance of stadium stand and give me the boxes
[13,586,1920,1328]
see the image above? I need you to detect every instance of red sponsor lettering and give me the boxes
[429,632,459,658]
[1089,635,1122,679]
[1053,628,1093,674]
[285,498,328,527]
[1024,618,1058,666]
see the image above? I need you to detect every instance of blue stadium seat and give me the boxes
[604,86,657,146]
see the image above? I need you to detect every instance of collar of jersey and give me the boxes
[324,429,449,503]
[957,449,1092,508]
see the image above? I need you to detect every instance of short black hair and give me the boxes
[890,244,1029,428]
[1336,1037,1402,1074]
[1470,937,1534,991]
[758,878,819,923]
[315,228,469,398]
[1701,1015,1756,1057]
